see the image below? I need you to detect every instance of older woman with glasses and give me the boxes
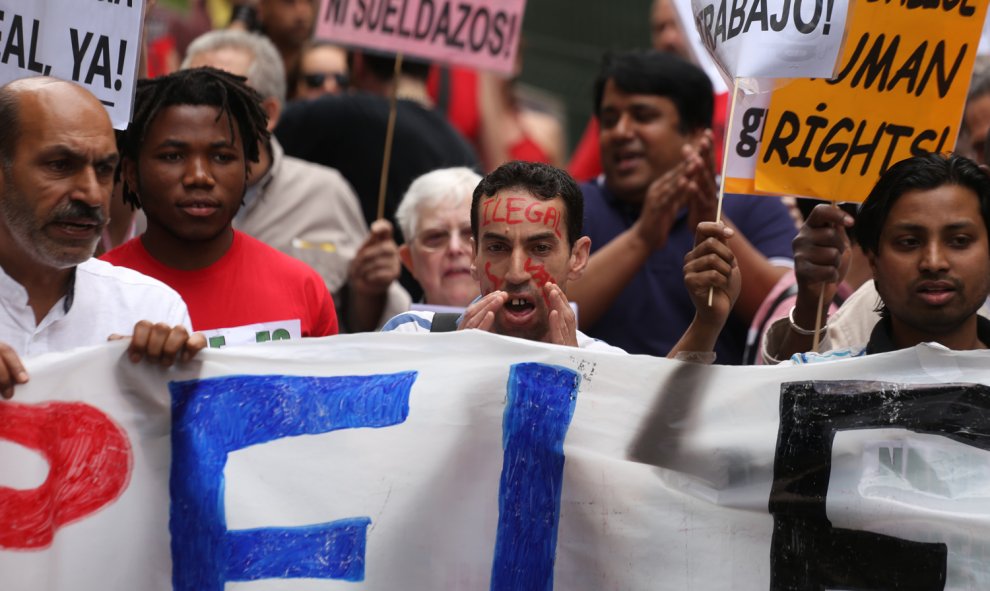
[396,168,483,307]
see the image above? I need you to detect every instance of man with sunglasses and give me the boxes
[295,42,349,99]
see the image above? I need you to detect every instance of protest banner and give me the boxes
[754,0,988,201]
[0,0,144,129]
[3,332,990,589]
[315,0,526,75]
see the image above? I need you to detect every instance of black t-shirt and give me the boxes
[275,93,479,242]
[276,93,479,302]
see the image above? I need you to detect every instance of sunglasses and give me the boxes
[302,72,349,90]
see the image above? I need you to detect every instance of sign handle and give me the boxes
[708,78,742,307]
[376,52,404,221]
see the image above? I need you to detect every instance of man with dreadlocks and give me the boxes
[102,67,338,340]
[182,30,410,332]
[0,77,205,399]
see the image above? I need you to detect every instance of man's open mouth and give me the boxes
[506,297,536,314]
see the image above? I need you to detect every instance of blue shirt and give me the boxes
[581,179,796,363]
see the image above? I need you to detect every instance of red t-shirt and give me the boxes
[102,231,338,336]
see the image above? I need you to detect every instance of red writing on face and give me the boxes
[484,261,503,291]
[525,258,555,309]
[481,196,562,238]
[0,401,133,550]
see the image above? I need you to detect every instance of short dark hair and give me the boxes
[0,86,20,172]
[855,153,990,319]
[118,67,270,208]
[471,161,583,246]
[855,153,990,255]
[593,49,713,134]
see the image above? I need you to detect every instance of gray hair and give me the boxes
[396,167,482,241]
[182,29,287,103]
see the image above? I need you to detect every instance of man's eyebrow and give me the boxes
[38,145,118,166]
[155,139,189,149]
[943,220,982,232]
[889,220,980,232]
[39,144,85,160]
[481,231,509,241]
[525,231,559,243]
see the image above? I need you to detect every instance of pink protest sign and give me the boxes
[316,0,526,75]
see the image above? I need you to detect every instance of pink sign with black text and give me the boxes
[315,0,526,75]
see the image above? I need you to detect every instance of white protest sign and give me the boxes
[315,0,526,75]
[0,0,143,129]
[691,0,850,79]
[3,333,990,589]
[671,0,729,94]
[722,79,784,195]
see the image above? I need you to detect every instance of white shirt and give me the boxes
[0,258,190,357]
[381,310,627,354]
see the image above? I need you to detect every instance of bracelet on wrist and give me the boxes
[787,305,827,336]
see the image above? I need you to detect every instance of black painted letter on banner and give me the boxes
[770,381,990,590]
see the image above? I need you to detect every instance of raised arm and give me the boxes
[347,219,403,332]
[769,204,854,361]
[667,222,741,361]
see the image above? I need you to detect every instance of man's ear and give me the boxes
[121,158,140,205]
[398,243,414,274]
[469,236,480,282]
[866,249,879,279]
[567,236,592,281]
[261,97,281,132]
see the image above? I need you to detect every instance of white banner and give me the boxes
[691,0,850,79]
[2,333,990,589]
[0,0,144,129]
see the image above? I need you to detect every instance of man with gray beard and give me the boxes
[0,77,205,399]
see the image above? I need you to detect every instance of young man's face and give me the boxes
[127,105,247,243]
[598,79,699,205]
[400,196,478,307]
[871,184,990,346]
[471,190,590,342]
[0,84,117,269]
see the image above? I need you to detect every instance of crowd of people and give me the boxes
[3,0,990,400]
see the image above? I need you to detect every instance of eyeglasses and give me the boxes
[416,227,473,252]
[302,72,348,90]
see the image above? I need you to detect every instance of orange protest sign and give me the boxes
[754,0,986,202]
